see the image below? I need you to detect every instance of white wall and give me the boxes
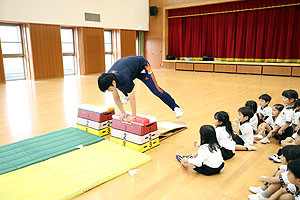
[0,0,149,31]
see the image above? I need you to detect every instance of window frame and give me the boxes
[0,23,26,80]
[60,27,76,75]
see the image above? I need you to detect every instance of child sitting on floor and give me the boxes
[260,90,298,144]
[254,104,284,140]
[175,125,224,176]
[248,145,300,200]
[233,107,257,151]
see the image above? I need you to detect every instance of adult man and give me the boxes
[98,56,183,122]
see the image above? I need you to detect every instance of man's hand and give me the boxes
[120,113,127,122]
[126,115,136,123]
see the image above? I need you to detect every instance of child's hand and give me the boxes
[194,141,200,147]
[234,118,239,124]
[278,129,283,135]
[181,158,189,167]
[260,176,270,183]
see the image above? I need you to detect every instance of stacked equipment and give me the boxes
[76,104,115,136]
[110,113,159,152]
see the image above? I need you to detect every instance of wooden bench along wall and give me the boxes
[162,60,300,77]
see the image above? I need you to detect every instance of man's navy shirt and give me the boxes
[108,56,148,95]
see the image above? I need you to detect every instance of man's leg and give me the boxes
[137,63,183,117]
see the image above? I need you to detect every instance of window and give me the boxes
[104,30,113,71]
[60,28,75,75]
[0,25,25,80]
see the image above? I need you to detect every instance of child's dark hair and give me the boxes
[294,100,300,110]
[273,104,284,112]
[199,125,220,153]
[214,111,234,139]
[282,89,298,102]
[238,107,254,120]
[282,145,300,162]
[245,100,257,113]
[98,73,115,92]
[259,94,272,103]
[287,159,300,179]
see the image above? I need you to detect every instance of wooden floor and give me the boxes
[1,69,300,200]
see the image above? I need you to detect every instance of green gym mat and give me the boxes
[0,127,104,175]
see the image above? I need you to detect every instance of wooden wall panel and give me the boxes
[0,42,5,83]
[237,65,262,74]
[162,61,175,69]
[263,66,291,76]
[214,64,236,73]
[292,67,300,76]
[78,27,105,75]
[120,30,136,58]
[194,63,214,72]
[175,63,193,70]
[29,24,64,80]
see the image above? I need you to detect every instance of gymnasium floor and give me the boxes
[1,69,300,200]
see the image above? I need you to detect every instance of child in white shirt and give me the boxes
[176,125,224,175]
[257,94,272,123]
[245,100,259,133]
[214,111,236,160]
[233,107,257,151]
[260,90,298,144]
[254,104,284,140]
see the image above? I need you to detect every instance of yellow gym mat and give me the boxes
[0,140,151,200]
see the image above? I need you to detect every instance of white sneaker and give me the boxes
[246,145,257,151]
[174,107,184,118]
[121,96,129,104]
[249,186,265,194]
[272,156,281,163]
[254,134,264,140]
[248,193,267,200]
[260,137,270,144]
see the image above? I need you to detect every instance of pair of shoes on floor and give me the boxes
[174,107,184,118]
[249,186,265,194]
[175,154,194,162]
[260,137,270,144]
[248,193,267,200]
[268,154,281,163]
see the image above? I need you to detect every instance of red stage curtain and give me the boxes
[168,0,300,62]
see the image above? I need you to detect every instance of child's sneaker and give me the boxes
[260,137,270,144]
[183,154,194,159]
[174,107,184,118]
[272,156,281,163]
[248,193,267,200]
[121,96,130,104]
[175,155,183,162]
[249,186,265,194]
[254,134,263,140]
[268,154,279,161]
[246,145,257,151]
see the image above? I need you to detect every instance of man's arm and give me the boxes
[112,89,127,121]
[127,89,136,123]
